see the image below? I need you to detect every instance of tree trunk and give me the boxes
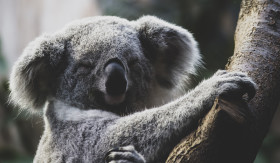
[166,0,280,162]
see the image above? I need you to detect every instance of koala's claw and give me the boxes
[105,145,146,163]
[214,71,257,101]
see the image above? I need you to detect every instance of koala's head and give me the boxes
[9,16,201,115]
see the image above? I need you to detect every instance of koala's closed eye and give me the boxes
[128,58,139,67]
[75,63,92,74]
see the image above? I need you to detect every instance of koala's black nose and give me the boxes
[104,60,127,96]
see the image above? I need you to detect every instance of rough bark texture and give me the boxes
[166,0,280,162]
[227,0,280,160]
[166,97,252,163]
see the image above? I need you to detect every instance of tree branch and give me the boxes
[166,0,280,162]
[166,97,251,163]
[226,0,280,160]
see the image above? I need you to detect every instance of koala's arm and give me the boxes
[101,71,256,162]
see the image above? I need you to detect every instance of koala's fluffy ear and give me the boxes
[135,16,202,89]
[9,34,67,112]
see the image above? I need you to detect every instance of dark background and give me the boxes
[0,0,279,162]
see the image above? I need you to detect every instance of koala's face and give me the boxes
[9,16,201,115]
[57,20,153,114]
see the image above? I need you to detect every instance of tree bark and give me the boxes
[166,0,280,162]
[166,97,252,163]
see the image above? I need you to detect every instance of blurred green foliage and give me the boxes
[255,134,280,163]
[0,38,7,74]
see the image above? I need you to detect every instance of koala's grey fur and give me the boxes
[9,16,256,163]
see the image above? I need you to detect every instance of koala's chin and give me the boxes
[104,94,126,106]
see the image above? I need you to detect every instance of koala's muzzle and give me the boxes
[104,60,127,105]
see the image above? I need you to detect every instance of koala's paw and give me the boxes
[211,70,257,101]
[105,145,146,163]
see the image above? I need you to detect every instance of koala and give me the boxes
[9,16,256,163]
